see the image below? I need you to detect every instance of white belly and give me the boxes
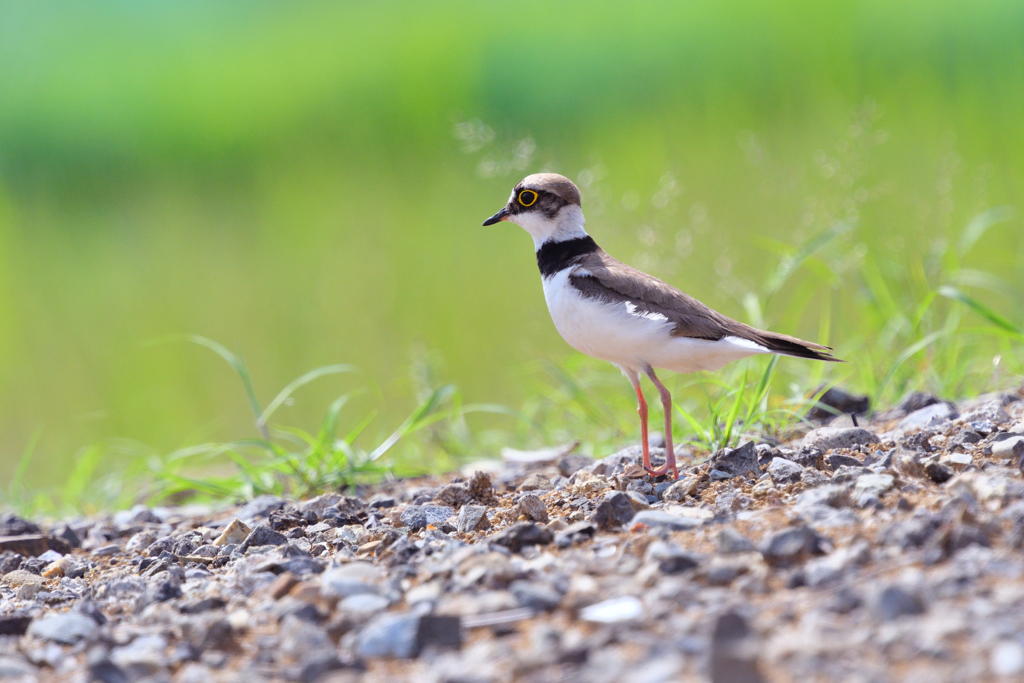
[541,270,769,374]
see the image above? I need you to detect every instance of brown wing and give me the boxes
[571,250,841,362]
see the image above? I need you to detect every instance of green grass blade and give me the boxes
[185,335,265,433]
[938,285,1024,337]
[258,364,358,433]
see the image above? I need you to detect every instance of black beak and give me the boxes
[482,206,510,226]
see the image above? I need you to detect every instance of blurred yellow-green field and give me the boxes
[1,0,1023,500]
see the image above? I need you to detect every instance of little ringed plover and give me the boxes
[483,173,841,479]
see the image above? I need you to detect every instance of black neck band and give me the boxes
[536,236,599,278]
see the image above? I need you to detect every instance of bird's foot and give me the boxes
[643,461,678,479]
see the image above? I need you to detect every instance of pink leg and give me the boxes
[629,374,653,471]
[643,368,679,479]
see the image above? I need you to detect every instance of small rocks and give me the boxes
[717,528,755,554]
[517,472,553,492]
[802,427,880,452]
[213,518,251,546]
[489,522,553,553]
[515,494,549,523]
[709,611,766,683]
[992,436,1024,461]
[707,442,761,478]
[589,491,635,529]
[759,526,826,566]
[457,505,491,534]
[356,613,461,659]
[399,505,455,531]
[28,612,99,645]
[7,390,1023,682]
[767,457,803,485]
[872,585,925,621]
[239,524,288,551]
[852,473,894,506]
[630,510,704,531]
[897,402,957,433]
[661,477,699,501]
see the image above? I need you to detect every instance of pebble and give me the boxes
[589,491,636,529]
[517,472,553,491]
[457,505,491,533]
[897,402,957,433]
[579,596,644,623]
[27,612,99,645]
[489,522,553,553]
[872,585,925,620]
[660,477,698,501]
[707,442,761,478]
[802,427,880,452]
[991,641,1024,677]
[630,510,704,531]
[516,494,549,523]
[4,392,1022,682]
[213,518,251,546]
[767,457,804,485]
[992,436,1024,461]
[400,505,456,531]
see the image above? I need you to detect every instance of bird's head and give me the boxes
[483,173,586,246]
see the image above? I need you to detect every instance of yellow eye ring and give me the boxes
[518,190,538,207]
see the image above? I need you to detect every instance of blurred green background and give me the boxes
[2,0,1023,495]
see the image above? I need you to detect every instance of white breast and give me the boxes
[541,268,770,375]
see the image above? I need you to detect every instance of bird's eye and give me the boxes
[518,190,538,207]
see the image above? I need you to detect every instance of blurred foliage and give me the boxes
[1,0,1023,503]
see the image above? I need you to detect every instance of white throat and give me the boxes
[511,205,588,251]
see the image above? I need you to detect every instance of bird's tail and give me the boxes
[752,330,844,363]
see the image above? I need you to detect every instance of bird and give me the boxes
[483,173,841,479]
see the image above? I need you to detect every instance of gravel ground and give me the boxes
[3,388,1024,682]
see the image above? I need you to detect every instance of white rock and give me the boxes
[580,596,644,623]
[991,641,1024,676]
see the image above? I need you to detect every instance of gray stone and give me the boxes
[434,483,472,508]
[897,403,957,433]
[279,615,332,660]
[400,505,456,531]
[239,524,287,551]
[630,510,704,531]
[0,657,36,679]
[759,526,825,565]
[661,477,699,501]
[992,436,1024,461]
[517,472,553,492]
[357,613,460,659]
[803,540,870,587]
[707,442,761,478]
[457,505,490,534]
[589,491,636,529]
[807,386,870,420]
[321,562,381,599]
[646,541,701,573]
[28,612,98,645]
[557,454,592,477]
[717,528,755,554]
[852,473,894,506]
[767,458,803,485]
[827,453,863,470]
[510,580,563,611]
[516,494,549,523]
[872,585,925,620]
[338,593,390,617]
[110,635,169,679]
[802,427,880,452]
[795,485,850,510]
[235,494,288,521]
[709,611,766,683]
[489,522,553,553]
[554,521,597,547]
[625,490,651,511]
[991,641,1024,677]
[924,461,954,483]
